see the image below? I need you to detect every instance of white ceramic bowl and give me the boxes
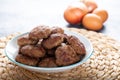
[5,30,93,73]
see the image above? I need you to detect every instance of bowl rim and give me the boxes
[4,30,93,71]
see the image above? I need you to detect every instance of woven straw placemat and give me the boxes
[0,28,120,80]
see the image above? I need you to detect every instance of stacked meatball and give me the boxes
[15,25,86,67]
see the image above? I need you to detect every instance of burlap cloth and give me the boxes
[0,28,120,80]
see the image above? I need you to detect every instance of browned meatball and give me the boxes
[29,25,51,40]
[38,57,57,67]
[20,45,45,58]
[17,34,38,46]
[42,33,64,49]
[55,45,80,66]
[51,27,64,34]
[15,54,39,66]
[67,36,86,55]
[20,45,32,55]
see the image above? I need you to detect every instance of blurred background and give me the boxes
[0,0,120,41]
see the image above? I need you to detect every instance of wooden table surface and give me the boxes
[0,0,120,41]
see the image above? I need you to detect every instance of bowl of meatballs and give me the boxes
[5,25,93,73]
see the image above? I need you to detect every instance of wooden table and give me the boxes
[0,0,120,41]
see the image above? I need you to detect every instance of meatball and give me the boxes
[20,45,32,55]
[42,33,64,49]
[38,57,57,67]
[51,27,64,34]
[67,36,86,55]
[20,45,45,58]
[17,34,38,46]
[15,54,38,66]
[55,45,80,66]
[29,25,51,40]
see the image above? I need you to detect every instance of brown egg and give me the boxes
[64,2,88,25]
[83,0,98,13]
[82,13,103,31]
[93,8,108,23]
